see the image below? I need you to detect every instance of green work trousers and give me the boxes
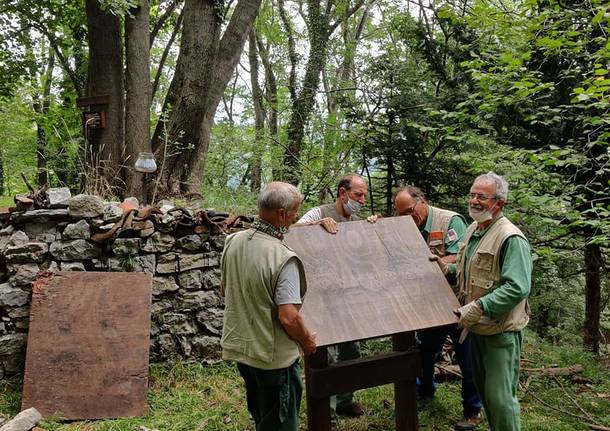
[237,360,302,431]
[328,340,360,410]
[471,331,523,431]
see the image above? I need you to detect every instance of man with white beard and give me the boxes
[431,172,532,431]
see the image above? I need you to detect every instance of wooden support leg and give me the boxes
[393,332,419,431]
[305,346,331,431]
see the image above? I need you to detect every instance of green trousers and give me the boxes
[471,331,523,431]
[237,360,302,431]
[328,340,360,410]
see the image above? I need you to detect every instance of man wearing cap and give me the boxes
[395,186,482,429]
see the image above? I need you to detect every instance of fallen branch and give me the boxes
[522,364,584,377]
[588,425,610,431]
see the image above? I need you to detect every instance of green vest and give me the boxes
[221,229,307,369]
[318,203,360,222]
[427,206,463,257]
[456,216,530,335]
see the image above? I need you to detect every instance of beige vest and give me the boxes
[318,203,360,222]
[221,229,307,369]
[427,206,463,257]
[457,216,530,335]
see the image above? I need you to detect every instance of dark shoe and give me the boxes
[454,411,483,430]
[336,402,364,418]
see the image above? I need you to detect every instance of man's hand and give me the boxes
[429,254,448,275]
[454,300,483,328]
[319,217,338,234]
[367,214,381,223]
[302,332,317,355]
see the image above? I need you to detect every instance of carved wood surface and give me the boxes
[21,271,152,419]
[285,216,459,346]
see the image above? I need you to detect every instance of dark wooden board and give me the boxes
[21,271,152,419]
[285,216,459,346]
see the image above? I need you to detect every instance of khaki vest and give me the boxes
[456,216,530,335]
[427,206,464,257]
[318,203,360,222]
[221,229,307,369]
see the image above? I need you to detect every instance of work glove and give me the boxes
[429,254,448,275]
[454,300,483,328]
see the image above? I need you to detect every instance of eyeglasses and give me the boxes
[396,198,420,216]
[468,192,497,202]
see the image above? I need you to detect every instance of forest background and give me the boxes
[0,0,608,364]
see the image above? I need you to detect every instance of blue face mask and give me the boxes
[343,198,362,215]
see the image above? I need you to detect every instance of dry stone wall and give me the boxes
[0,188,246,378]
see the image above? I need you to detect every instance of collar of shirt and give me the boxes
[421,205,433,234]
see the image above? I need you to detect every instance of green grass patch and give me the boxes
[1,332,609,430]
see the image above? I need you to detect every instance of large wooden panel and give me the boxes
[285,216,459,346]
[21,271,152,419]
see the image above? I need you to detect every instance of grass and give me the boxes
[1,331,609,430]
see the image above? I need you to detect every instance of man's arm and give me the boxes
[278,304,317,355]
[294,207,338,233]
[477,236,532,319]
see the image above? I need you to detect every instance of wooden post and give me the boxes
[305,346,331,431]
[393,332,418,431]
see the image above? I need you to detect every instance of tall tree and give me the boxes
[151,0,262,196]
[125,0,151,199]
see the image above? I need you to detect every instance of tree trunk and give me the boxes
[282,0,330,184]
[34,48,55,187]
[248,29,264,192]
[125,0,151,201]
[85,0,124,196]
[152,0,262,196]
[583,236,602,353]
[256,35,279,179]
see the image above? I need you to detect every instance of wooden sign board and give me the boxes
[21,271,153,419]
[285,216,459,346]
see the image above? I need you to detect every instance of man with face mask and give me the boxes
[295,173,368,417]
[431,172,532,431]
[221,182,317,431]
[394,186,482,430]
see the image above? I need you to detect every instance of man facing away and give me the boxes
[221,181,317,431]
[433,172,532,431]
[395,186,483,430]
[295,173,368,417]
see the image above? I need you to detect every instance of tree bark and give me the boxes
[85,0,124,195]
[248,29,265,192]
[583,236,602,353]
[282,0,330,184]
[152,0,262,196]
[34,48,55,187]
[256,35,279,179]
[125,0,151,200]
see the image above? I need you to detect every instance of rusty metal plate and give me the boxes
[21,271,152,419]
[285,216,459,346]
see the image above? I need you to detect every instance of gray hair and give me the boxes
[474,171,509,200]
[258,182,302,211]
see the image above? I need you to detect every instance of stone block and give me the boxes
[47,187,71,208]
[195,308,223,335]
[0,284,30,307]
[5,242,47,263]
[60,262,86,271]
[0,407,42,431]
[68,194,105,218]
[112,238,141,255]
[177,270,203,290]
[49,240,101,261]
[62,220,91,240]
[8,263,39,287]
[175,235,203,251]
[152,276,179,296]
[142,232,175,253]
[0,333,27,355]
[191,335,221,358]
[11,209,69,223]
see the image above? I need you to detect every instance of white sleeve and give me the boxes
[274,258,302,305]
[297,207,323,223]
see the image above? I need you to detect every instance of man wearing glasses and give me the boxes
[395,186,483,430]
[432,172,532,431]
